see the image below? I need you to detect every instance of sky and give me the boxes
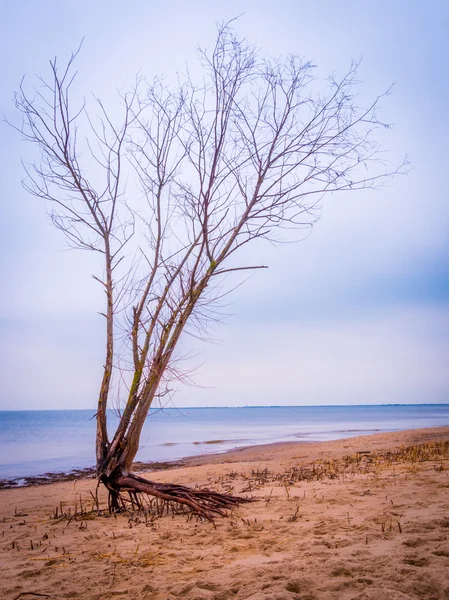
[0,1,448,410]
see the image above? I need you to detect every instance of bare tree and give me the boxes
[13,24,404,520]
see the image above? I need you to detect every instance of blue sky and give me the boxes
[0,1,448,409]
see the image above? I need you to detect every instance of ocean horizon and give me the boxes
[1,404,448,481]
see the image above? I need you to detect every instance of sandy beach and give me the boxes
[1,427,449,600]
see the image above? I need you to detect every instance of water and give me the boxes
[0,405,448,480]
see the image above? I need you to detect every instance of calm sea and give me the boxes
[1,405,448,481]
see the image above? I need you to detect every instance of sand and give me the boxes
[1,427,449,600]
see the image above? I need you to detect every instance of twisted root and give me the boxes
[106,472,253,522]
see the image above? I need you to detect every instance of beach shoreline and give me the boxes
[1,426,449,600]
[2,424,448,489]
[2,404,448,484]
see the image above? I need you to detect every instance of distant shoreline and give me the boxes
[1,402,449,411]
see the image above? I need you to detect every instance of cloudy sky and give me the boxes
[0,1,448,410]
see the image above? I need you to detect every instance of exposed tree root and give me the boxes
[103,472,253,522]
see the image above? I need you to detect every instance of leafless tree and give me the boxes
[13,24,404,520]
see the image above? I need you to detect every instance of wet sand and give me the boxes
[1,427,449,600]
